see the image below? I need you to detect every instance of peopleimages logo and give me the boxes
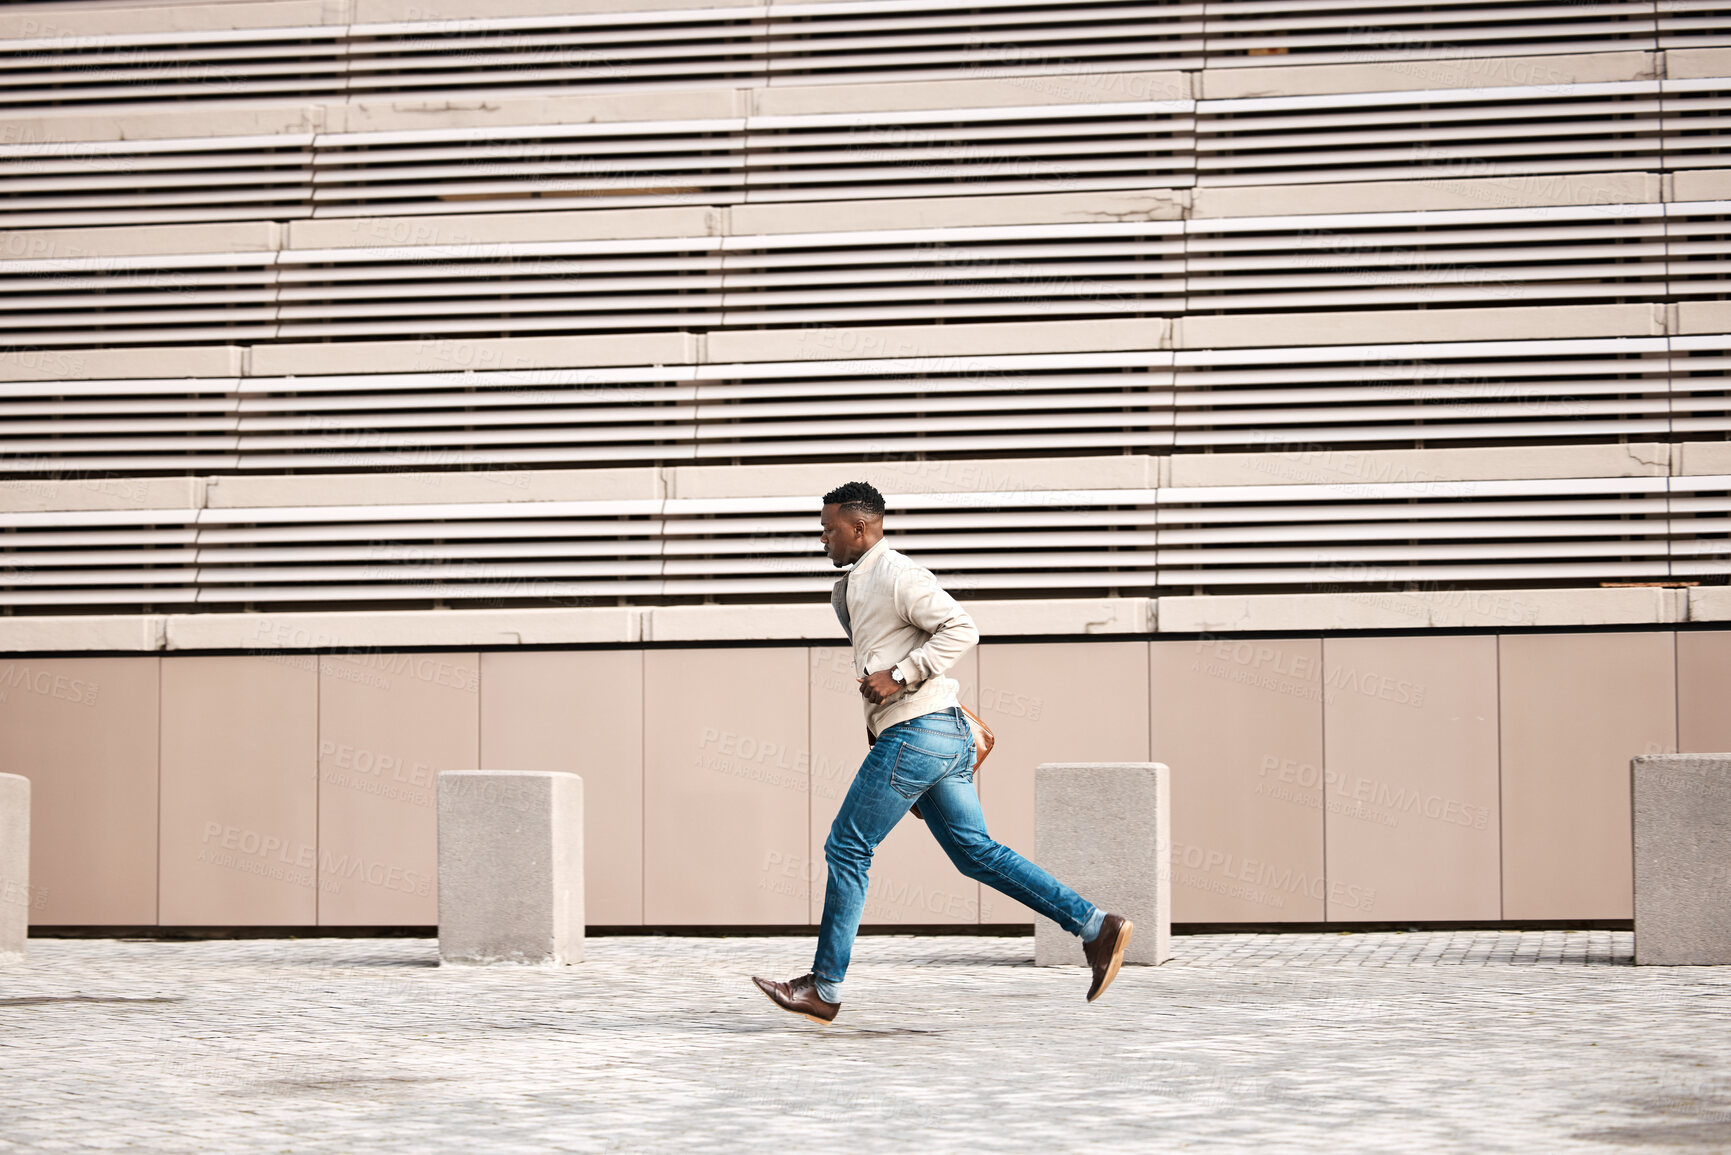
[1171,839,1377,913]
[1257,756,1492,831]
[0,664,100,708]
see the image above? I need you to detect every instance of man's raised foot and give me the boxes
[1082,914,1133,1002]
[751,974,840,1024]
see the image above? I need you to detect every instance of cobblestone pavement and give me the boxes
[2,931,1728,1153]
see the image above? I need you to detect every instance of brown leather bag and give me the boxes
[958,702,995,770]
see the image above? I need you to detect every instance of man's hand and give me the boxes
[857,670,903,705]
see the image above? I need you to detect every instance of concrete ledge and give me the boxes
[0,773,28,962]
[0,616,167,654]
[970,598,1153,637]
[1633,755,1731,965]
[1692,588,1731,623]
[437,770,584,966]
[166,607,643,651]
[643,604,838,643]
[3,586,1727,654]
[1034,763,1170,967]
[1156,587,1692,634]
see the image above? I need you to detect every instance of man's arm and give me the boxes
[890,564,979,684]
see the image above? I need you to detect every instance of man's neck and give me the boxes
[849,536,886,567]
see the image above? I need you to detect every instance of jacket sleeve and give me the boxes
[892,564,978,683]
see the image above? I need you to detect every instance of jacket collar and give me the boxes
[848,537,890,576]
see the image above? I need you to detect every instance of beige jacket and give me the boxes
[832,538,980,737]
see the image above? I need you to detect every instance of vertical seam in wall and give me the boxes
[1671,628,1680,754]
[1495,634,1505,922]
[155,657,163,927]
[807,647,815,927]
[314,655,322,928]
[1319,638,1328,924]
[640,650,647,925]
[1146,640,1154,765]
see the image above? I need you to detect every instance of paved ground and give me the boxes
[1,931,1727,1153]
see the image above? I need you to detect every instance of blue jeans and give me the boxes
[812,707,1099,988]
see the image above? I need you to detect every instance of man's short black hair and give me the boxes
[823,480,886,518]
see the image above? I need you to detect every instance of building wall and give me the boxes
[1,1,1726,931]
[6,630,1713,929]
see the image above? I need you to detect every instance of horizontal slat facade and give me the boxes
[6,2,1724,113]
[7,79,1729,229]
[0,337,1712,474]
[6,203,1727,344]
[1,1,1726,619]
[2,477,1723,610]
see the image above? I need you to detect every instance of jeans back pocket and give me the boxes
[888,736,966,799]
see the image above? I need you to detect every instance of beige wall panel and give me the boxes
[1193,172,1659,219]
[1678,441,1731,476]
[286,205,714,250]
[668,454,1157,499]
[357,0,736,21]
[752,70,1189,116]
[0,1,340,37]
[339,87,746,133]
[0,477,204,514]
[805,646,980,927]
[643,647,809,924]
[1673,170,1731,202]
[1322,636,1501,922]
[975,643,1148,925]
[159,656,318,925]
[0,220,280,258]
[1152,638,1326,922]
[1199,50,1656,99]
[8,105,322,144]
[1178,304,1665,349]
[0,658,158,925]
[0,345,241,382]
[730,189,1186,235]
[1677,632,1731,754]
[1667,47,1731,80]
[1679,301,1731,336]
[480,650,644,925]
[706,316,1170,363]
[205,467,661,508]
[316,653,479,925]
[1167,443,1670,489]
[1499,632,1676,920]
[249,332,695,377]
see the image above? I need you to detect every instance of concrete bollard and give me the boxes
[0,774,28,962]
[1034,762,1170,967]
[1633,754,1731,965]
[437,771,584,966]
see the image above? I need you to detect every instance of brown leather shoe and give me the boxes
[751,974,840,1024]
[1082,914,1133,1002]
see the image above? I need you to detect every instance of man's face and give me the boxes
[819,503,865,567]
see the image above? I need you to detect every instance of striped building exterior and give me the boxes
[1,0,1727,931]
